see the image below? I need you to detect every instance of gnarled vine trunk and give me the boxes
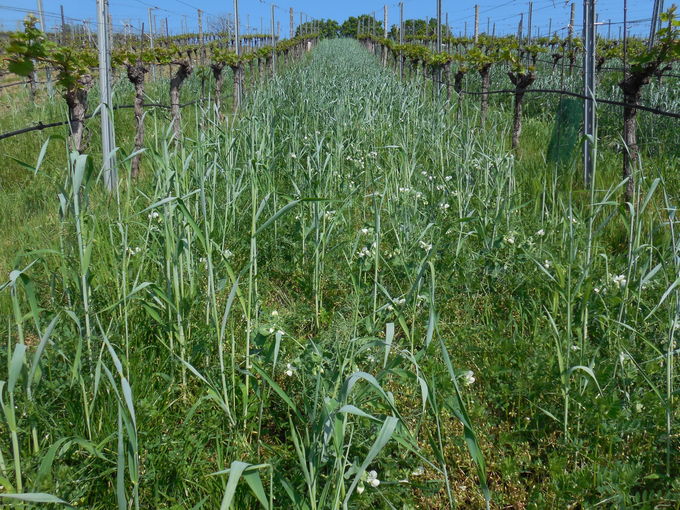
[211,62,226,114]
[478,63,492,126]
[170,60,193,140]
[551,53,562,72]
[568,52,576,75]
[28,70,37,101]
[508,71,536,149]
[454,69,466,119]
[619,72,649,202]
[64,74,93,153]
[230,64,243,112]
[445,63,452,102]
[126,62,149,179]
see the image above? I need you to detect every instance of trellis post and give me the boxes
[583,0,596,186]
[97,0,117,191]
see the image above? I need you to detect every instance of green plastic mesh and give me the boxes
[547,97,583,164]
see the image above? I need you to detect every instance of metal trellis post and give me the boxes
[271,4,276,75]
[399,2,404,78]
[97,0,117,191]
[234,0,241,107]
[583,0,596,186]
[36,0,53,97]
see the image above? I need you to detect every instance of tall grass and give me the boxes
[0,39,679,508]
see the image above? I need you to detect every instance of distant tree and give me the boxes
[387,19,450,40]
[401,19,450,39]
[208,15,234,35]
[341,15,383,38]
[296,19,340,38]
[404,19,427,37]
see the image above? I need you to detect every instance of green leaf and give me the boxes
[0,492,70,505]
[567,365,602,394]
[337,404,379,421]
[28,315,59,392]
[343,416,399,507]
[383,322,394,369]
[251,364,301,420]
[439,338,490,508]
[8,59,34,76]
[8,344,27,393]
[243,469,270,509]
[255,198,327,236]
[212,461,270,510]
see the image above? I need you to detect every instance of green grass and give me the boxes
[0,38,679,509]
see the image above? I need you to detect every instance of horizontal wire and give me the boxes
[0,98,209,141]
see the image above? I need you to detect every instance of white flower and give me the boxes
[271,310,279,317]
[357,244,375,258]
[411,466,425,476]
[460,370,475,386]
[268,327,275,334]
[277,330,285,336]
[290,153,297,159]
[612,274,627,288]
[536,229,545,236]
[543,260,551,269]
[360,227,371,235]
[421,170,428,176]
[356,485,365,495]
[127,246,142,256]
[439,202,450,210]
[148,211,161,222]
[593,287,601,294]
[619,351,631,364]
[504,236,515,245]
[367,470,380,488]
[419,240,433,252]
[570,344,580,351]
[445,175,453,181]
[324,210,336,219]
[634,402,644,413]
[285,363,295,377]
[223,249,234,259]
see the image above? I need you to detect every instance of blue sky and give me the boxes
[1,0,657,38]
